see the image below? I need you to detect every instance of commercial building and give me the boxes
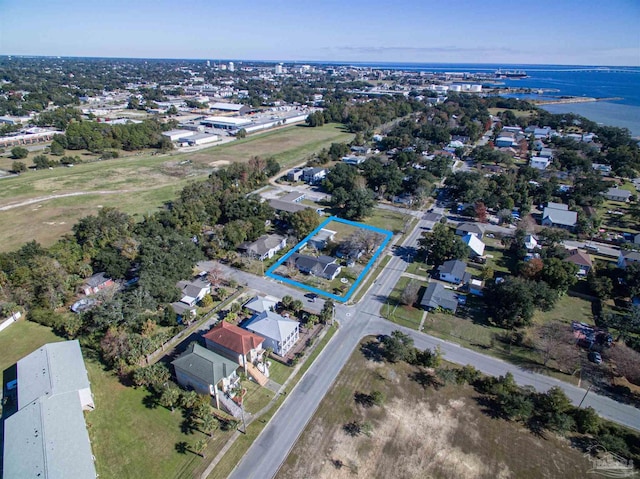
[200,116,252,131]
[178,133,219,146]
[3,340,96,479]
[162,129,195,141]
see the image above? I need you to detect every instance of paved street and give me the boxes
[225,210,640,479]
[564,240,620,258]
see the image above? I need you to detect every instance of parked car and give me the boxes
[588,351,603,364]
[585,244,600,253]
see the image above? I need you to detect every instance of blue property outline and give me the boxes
[265,216,393,302]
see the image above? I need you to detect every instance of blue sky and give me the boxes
[1,0,639,66]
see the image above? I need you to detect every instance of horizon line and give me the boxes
[0,53,638,69]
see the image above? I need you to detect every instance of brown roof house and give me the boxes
[204,321,264,371]
[564,250,593,276]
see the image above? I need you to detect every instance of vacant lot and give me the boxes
[0,123,353,251]
[278,340,594,479]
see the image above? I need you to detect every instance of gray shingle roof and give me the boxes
[420,283,458,312]
[172,343,238,386]
[438,260,467,279]
[542,206,577,227]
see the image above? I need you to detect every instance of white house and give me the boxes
[176,278,211,306]
[238,234,286,261]
[437,259,470,285]
[462,233,486,257]
[541,203,577,230]
[244,311,300,356]
[530,156,551,170]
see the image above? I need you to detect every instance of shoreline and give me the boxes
[534,97,623,105]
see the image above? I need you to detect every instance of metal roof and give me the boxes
[245,311,299,343]
[172,343,238,386]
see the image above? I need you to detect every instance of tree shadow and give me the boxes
[142,393,158,409]
[471,394,502,420]
[343,421,361,437]
[360,340,385,362]
[354,391,374,408]
[175,441,189,454]
[408,369,442,390]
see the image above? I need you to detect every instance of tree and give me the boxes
[11,161,27,173]
[540,258,578,295]
[11,146,28,159]
[50,141,65,156]
[320,299,334,323]
[381,330,414,363]
[418,222,469,266]
[200,414,218,437]
[484,277,537,329]
[475,201,488,223]
[289,208,321,239]
[192,438,207,458]
[400,280,420,306]
[236,128,247,139]
[290,299,303,314]
[281,295,294,310]
[587,272,613,300]
[33,155,51,170]
[159,386,181,412]
[535,321,576,369]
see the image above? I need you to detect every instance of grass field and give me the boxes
[0,123,353,252]
[0,319,63,373]
[278,340,593,479]
[487,107,537,119]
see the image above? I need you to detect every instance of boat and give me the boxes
[495,69,528,79]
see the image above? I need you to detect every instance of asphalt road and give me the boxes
[564,240,620,258]
[225,211,640,479]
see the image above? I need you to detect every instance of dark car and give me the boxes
[305,293,318,302]
[588,351,603,364]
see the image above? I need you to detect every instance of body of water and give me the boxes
[319,62,640,136]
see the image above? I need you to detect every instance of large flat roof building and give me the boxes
[3,340,96,479]
[200,116,252,130]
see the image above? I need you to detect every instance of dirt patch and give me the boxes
[278,340,594,479]
[209,160,231,167]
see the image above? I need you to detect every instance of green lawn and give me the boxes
[242,380,275,414]
[533,294,596,326]
[365,208,412,234]
[267,360,293,385]
[380,276,427,329]
[0,320,63,373]
[404,259,430,278]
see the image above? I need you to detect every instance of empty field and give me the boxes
[278,339,594,479]
[0,123,353,251]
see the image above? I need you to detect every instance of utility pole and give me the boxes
[578,384,593,408]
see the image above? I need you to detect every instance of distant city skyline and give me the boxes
[1,0,638,66]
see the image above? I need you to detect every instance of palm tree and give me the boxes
[192,438,207,458]
[200,415,218,438]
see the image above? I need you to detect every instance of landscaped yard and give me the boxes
[278,339,594,479]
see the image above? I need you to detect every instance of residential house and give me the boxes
[604,187,632,202]
[176,278,211,306]
[541,203,577,230]
[269,198,310,214]
[437,259,470,285]
[350,145,370,155]
[244,294,279,314]
[564,250,593,276]
[336,244,364,263]
[530,156,551,170]
[302,167,327,184]
[524,234,539,251]
[244,310,300,356]
[287,168,303,182]
[618,249,640,269]
[462,233,485,257]
[238,234,286,261]
[171,343,239,397]
[455,222,485,238]
[634,233,640,245]
[342,155,366,165]
[203,321,264,369]
[303,228,336,250]
[82,272,114,295]
[3,340,97,479]
[420,282,458,313]
[592,163,612,176]
[495,132,517,148]
[292,253,342,280]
